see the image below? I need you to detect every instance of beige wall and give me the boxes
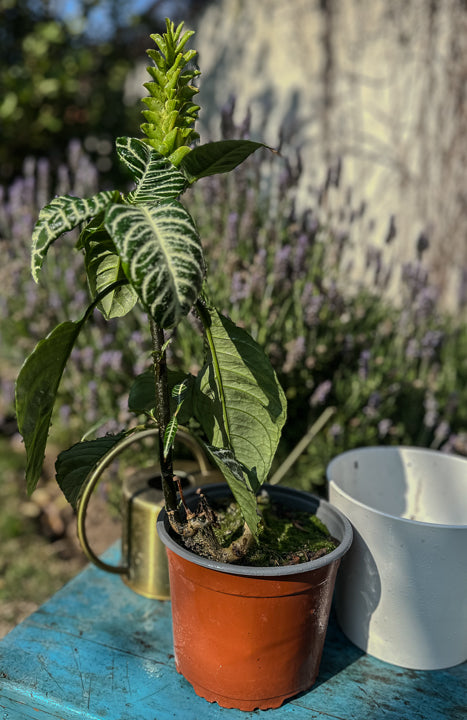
[194,0,467,311]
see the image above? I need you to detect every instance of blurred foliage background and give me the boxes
[1,0,466,635]
[0,0,209,184]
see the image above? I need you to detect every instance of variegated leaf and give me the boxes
[31,191,116,281]
[79,217,138,319]
[163,417,179,460]
[104,201,205,328]
[172,380,189,403]
[116,137,188,203]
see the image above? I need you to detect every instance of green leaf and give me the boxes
[172,380,188,404]
[203,445,259,537]
[172,374,195,425]
[31,190,116,281]
[180,140,269,181]
[116,137,188,202]
[105,201,205,328]
[15,320,86,494]
[128,369,156,413]
[79,217,138,319]
[163,416,179,459]
[194,305,287,486]
[167,145,193,167]
[128,369,195,424]
[55,434,125,508]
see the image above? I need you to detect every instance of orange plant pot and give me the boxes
[157,484,352,711]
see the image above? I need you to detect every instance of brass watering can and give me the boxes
[76,428,221,600]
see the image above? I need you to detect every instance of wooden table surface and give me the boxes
[0,544,465,720]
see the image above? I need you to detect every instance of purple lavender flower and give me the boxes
[59,405,72,422]
[56,164,71,196]
[239,106,251,139]
[329,423,342,439]
[226,212,239,249]
[302,212,319,238]
[79,346,95,371]
[68,138,82,174]
[358,350,371,380]
[36,158,50,208]
[363,391,381,418]
[230,271,249,303]
[405,338,419,359]
[293,234,308,279]
[310,380,332,407]
[433,420,450,445]
[416,285,439,320]
[423,393,438,429]
[283,336,306,373]
[220,95,236,139]
[250,249,267,297]
[420,329,444,359]
[440,434,458,453]
[301,283,324,328]
[96,350,123,374]
[401,261,429,302]
[273,245,292,282]
[378,418,392,438]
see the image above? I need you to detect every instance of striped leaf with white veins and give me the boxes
[105,201,204,328]
[31,191,116,281]
[116,137,188,203]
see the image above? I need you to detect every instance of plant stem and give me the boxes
[149,317,179,520]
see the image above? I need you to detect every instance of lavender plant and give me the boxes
[183,102,467,490]
[0,142,148,439]
[9,21,466,535]
[15,20,287,562]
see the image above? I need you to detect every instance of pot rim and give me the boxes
[327,445,467,530]
[157,483,353,577]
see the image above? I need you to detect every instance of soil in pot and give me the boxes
[184,489,339,566]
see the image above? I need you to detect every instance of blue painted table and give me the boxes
[0,545,465,720]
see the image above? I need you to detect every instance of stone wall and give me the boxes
[192,0,467,310]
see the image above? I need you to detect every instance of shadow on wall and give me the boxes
[193,0,467,311]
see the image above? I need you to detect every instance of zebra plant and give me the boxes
[15,19,286,561]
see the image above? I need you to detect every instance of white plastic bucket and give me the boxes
[327,446,467,670]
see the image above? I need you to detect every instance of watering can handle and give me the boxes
[76,427,212,574]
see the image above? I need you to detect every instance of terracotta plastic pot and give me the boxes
[157,484,352,711]
[327,446,467,670]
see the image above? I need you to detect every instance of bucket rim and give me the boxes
[327,446,467,530]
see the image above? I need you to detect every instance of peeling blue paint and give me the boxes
[0,544,465,719]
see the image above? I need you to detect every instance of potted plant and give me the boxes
[15,19,352,710]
